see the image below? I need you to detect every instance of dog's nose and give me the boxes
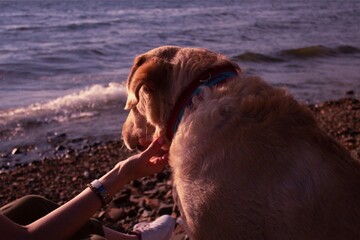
[136,144,147,151]
[137,138,152,151]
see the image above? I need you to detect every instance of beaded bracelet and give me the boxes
[87,179,112,206]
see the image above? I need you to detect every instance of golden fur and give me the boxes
[122,46,360,240]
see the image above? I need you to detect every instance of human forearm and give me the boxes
[25,164,126,240]
[99,162,128,196]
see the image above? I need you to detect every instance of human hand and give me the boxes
[118,137,169,183]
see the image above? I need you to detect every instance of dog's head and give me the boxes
[122,46,240,150]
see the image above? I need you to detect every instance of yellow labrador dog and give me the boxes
[122,46,360,240]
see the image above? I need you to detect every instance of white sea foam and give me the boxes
[0,82,128,125]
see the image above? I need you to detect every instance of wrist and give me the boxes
[87,179,112,206]
[99,163,128,196]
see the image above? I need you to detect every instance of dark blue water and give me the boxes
[1,0,359,167]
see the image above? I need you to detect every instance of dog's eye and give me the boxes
[130,105,139,111]
[124,99,138,111]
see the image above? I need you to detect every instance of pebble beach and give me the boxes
[0,97,359,237]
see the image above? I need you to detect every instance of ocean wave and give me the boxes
[280,45,359,58]
[4,18,116,32]
[232,45,360,63]
[232,52,285,63]
[0,82,128,130]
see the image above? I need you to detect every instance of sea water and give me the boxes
[1,0,359,167]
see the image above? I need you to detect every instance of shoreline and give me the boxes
[1,97,359,233]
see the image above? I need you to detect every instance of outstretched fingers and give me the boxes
[141,137,166,159]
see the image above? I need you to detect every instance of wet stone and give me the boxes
[113,193,130,207]
[131,179,142,188]
[158,203,173,216]
[11,148,22,155]
[107,208,125,221]
[55,145,66,151]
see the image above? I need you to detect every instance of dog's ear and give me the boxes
[125,55,171,110]
[125,55,147,110]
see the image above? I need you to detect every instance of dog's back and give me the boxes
[170,77,360,240]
